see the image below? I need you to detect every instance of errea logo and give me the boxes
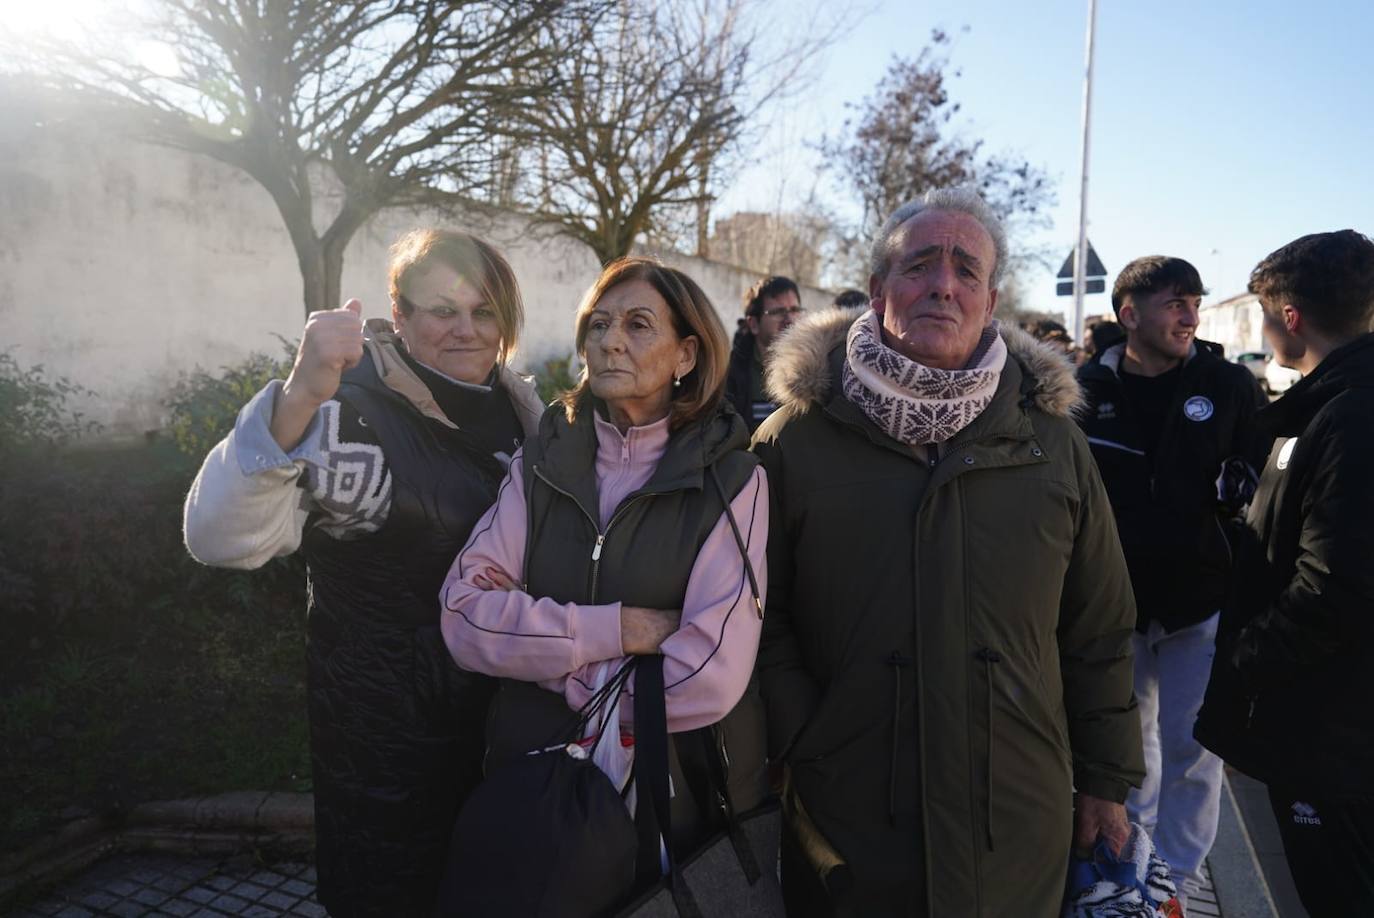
[1291,801,1322,826]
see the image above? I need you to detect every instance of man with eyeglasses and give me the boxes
[726,275,805,431]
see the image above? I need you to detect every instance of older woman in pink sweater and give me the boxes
[439,258,768,819]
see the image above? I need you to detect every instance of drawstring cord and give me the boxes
[975,647,1003,851]
[709,466,763,618]
[887,651,911,825]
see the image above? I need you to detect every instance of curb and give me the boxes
[0,791,313,910]
[1207,774,1281,917]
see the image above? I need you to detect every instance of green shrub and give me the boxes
[165,339,295,460]
[0,446,300,646]
[2,344,308,659]
[0,352,311,854]
[0,350,101,458]
[530,355,579,405]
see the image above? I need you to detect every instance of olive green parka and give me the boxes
[753,308,1143,917]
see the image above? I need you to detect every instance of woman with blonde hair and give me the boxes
[185,229,543,916]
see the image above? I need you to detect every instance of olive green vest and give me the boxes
[486,401,767,844]
[521,404,758,610]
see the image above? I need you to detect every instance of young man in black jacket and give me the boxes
[1077,256,1267,905]
[725,275,803,431]
[1195,230,1374,917]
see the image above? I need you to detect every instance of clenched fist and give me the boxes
[270,299,365,451]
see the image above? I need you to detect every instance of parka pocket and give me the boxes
[975,647,1003,851]
[977,645,1073,854]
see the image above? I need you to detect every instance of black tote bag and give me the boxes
[616,654,784,918]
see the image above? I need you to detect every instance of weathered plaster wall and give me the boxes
[1,102,833,440]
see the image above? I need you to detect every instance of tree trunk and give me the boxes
[322,201,374,314]
[322,248,345,315]
[296,241,327,318]
[695,147,711,257]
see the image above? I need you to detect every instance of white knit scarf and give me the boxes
[841,310,1008,445]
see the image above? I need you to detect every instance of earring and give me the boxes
[673,375,682,388]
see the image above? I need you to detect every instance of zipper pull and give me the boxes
[1246,698,1257,728]
[591,534,605,561]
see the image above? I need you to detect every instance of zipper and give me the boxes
[591,495,661,600]
[531,463,662,602]
[1213,513,1233,565]
[1085,436,1147,457]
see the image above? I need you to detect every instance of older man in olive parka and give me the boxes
[753,188,1144,917]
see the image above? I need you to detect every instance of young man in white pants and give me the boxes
[1131,611,1221,898]
[1077,256,1268,903]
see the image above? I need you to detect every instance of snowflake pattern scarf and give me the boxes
[841,310,1008,446]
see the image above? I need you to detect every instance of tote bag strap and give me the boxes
[632,654,702,917]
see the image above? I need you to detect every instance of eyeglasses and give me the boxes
[760,305,804,319]
[398,294,495,321]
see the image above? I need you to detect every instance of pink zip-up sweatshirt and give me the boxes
[440,411,768,733]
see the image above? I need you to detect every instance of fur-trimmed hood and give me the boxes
[763,307,1083,422]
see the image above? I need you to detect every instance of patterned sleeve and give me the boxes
[184,380,393,570]
[294,397,393,539]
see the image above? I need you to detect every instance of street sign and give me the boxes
[1057,279,1104,295]
[1057,240,1107,297]
[1057,241,1107,280]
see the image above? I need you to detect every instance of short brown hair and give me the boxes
[1111,256,1206,316]
[387,229,524,365]
[561,257,729,431]
[1248,230,1374,336]
[742,275,800,317]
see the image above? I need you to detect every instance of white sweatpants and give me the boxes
[1126,612,1224,899]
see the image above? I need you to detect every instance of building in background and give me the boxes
[1198,292,1302,393]
[1198,293,1264,356]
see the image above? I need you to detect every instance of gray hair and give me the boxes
[869,186,1008,288]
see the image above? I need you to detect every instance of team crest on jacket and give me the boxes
[1182,396,1214,422]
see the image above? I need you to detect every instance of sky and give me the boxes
[723,0,1374,324]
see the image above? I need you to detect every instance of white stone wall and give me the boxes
[1,107,834,440]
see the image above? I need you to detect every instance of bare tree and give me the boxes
[820,30,1055,242]
[10,1,601,316]
[506,0,843,265]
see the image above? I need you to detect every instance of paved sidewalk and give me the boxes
[7,853,1236,918]
[9,770,1308,917]
[1223,770,1307,918]
[12,854,320,918]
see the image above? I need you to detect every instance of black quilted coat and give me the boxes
[299,350,523,916]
